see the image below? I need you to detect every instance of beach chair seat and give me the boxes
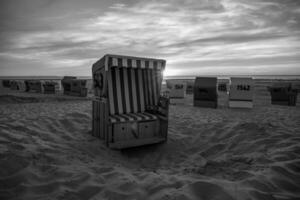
[109,112,158,123]
[92,54,169,149]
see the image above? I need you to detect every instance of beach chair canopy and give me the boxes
[229,78,254,101]
[92,54,166,117]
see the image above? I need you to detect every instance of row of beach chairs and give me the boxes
[166,77,298,107]
[1,77,88,97]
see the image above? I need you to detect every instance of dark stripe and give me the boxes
[111,68,119,114]
[119,68,126,113]
[149,69,154,105]
[127,68,134,112]
[136,60,141,68]
[153,61,157,70]
[155,70,160,102]
[108,57,113,68]
[135,69,141,112]
[152,69,157,105]
[118,58,122,67]
[127,59,132,68]
[145,60,149,69]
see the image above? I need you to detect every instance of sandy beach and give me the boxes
[0,79,300,200]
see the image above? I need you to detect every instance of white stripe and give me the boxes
[149,61,154,69]
[122,58,127,67]
[132,59,137,68]
[141,60,145,68]
[139,113,150,120]
[115,68,123,114]
[112,57,118,66]
[129,113,142,120]
[157,62,162,70]
[119,114,134,121]
[109,116,117,123]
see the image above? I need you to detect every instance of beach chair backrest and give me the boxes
[92,54,166,115]
[229,78,254,101]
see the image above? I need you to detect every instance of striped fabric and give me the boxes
[107,67,162,115]
[109,112,158,123]
[106,56,165,71]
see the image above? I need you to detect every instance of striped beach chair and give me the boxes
[92,54,169,149]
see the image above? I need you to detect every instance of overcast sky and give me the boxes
[0,0,300,76]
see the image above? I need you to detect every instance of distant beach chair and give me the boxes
[186,80,194,94]
[2,80,11,88]
[229,77,254,108]
[10,80,26,91]
[166,80,186,98]
[43,81,59,94]
[61,76,87,97]
[217,79,229,107]
[269,83,298,106]
[92,54,169,149]
[217,79,229,93]
[25,80,43,93]
[193,77,218,108]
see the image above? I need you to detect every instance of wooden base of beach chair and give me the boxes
[229,101,253,108]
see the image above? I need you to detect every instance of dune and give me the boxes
[0,79,299,200]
